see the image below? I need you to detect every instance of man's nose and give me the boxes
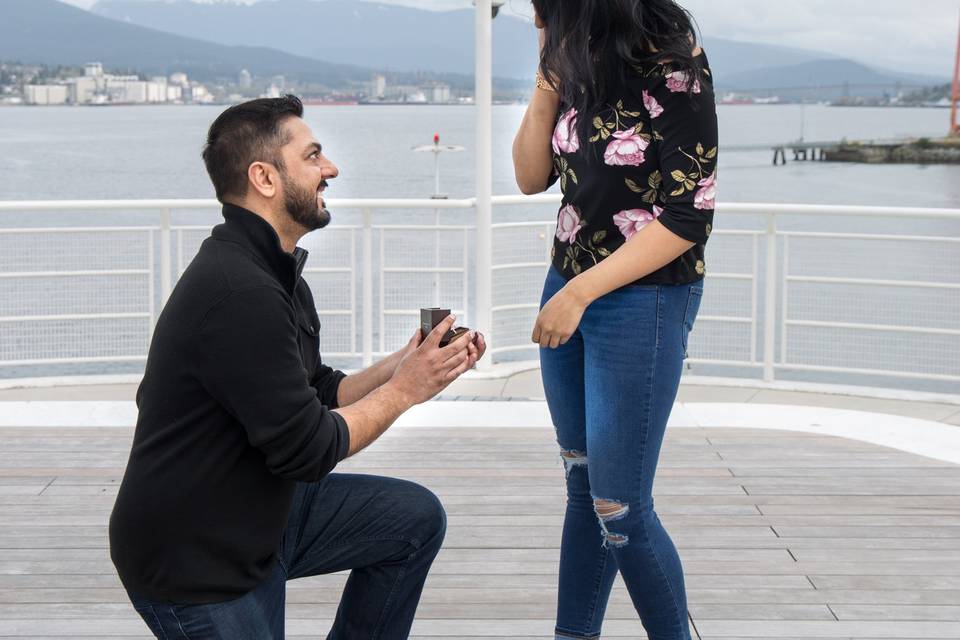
[322,158,339,180]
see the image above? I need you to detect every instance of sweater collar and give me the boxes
[213,203,308,294]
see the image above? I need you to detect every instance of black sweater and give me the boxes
[109,204,350,604]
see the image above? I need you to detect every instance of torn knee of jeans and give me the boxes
[602,532,629,548]
[593,498,629,522]
[593,498,630,548]
[558,449,587,476]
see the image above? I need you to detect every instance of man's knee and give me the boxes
[403,482,447,552]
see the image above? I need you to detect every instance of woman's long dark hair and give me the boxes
[532,0,702,143]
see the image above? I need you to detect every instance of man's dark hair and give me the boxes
[202,95,304,202]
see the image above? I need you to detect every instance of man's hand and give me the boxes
[391,328,424,377]
[389,315,475,405]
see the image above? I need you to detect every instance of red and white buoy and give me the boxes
[412,133,466,199]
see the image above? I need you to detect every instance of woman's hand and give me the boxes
[532,286,588,349]
[465,332,487,369]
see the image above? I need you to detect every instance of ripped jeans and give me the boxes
[539,266,702,640]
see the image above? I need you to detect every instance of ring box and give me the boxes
[421,308,471,348]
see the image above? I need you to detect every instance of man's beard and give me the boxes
[281,170,331,231]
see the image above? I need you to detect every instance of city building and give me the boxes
[372,74,387,98]
[24,84,69,105]
[422,82,452,103]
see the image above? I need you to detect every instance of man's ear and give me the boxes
[248,162,278,199]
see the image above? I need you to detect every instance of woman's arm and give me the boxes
[533,61,718,349]
[512,82,560,195]
[532,222,693,348]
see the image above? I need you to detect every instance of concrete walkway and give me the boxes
[3,369,958,426]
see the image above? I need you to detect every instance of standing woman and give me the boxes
[513,1,717,639]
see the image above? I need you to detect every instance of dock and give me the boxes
[726,137,960,165]
[1,378,959,639]
[724,142,842,165]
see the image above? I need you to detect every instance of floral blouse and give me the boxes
[548,52,718,285]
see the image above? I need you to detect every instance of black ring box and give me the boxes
[421,308,471,348]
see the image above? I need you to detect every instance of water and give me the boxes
[0,104,958,207]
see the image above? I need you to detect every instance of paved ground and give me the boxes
[0,407,959,638]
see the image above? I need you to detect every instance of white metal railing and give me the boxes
[0,198,958,395]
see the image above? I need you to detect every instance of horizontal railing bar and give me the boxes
[376,224,473,231]
[0,226,159,233]
[786,319,960,336]
[0,313,151,322]
[0,198,476,211]
[685,358,762,367]
[717,203,960,218]
[491,262,550,271]
[778,362,960,382]
[381,267,464,274]
[3,198,959,219]
[0,270,150,278]
[491,194,561,206]
[786,276,960,289]
[710,229,765,236]
[490,221,554,230]
[779,231,960,243]
[0,355,147,366]
[697,315,753,324]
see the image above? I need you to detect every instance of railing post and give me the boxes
[362,208,374,368]
[160,208,172,307]
[763,212,778,383]
[475,0,494,371]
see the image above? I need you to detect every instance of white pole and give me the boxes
[434,148,441,307]
[475,0,494,371]
[362,208,374,368]
[763,213,778,383]
[159,208,172,307]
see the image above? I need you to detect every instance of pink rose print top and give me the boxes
[549,52,718,285]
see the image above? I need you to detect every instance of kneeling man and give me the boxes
[110,95,484,639]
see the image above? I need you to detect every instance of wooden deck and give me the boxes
[1,421,959,639]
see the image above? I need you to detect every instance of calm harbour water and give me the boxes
[0,103,958,208]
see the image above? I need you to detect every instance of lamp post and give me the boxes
[413,134,465,307]
[473,0,502,370]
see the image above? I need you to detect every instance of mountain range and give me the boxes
[1,0,948,96]
[1,0,367,86]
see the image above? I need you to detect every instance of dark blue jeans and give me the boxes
[126,474,446,639]
[539,266,702,640]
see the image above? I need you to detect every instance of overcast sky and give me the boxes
[62,0,960,76]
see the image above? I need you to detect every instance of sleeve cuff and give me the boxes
[329,409,351,462]
[657,210,709,245]
[328,370,348,409]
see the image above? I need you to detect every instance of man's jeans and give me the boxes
[540,266,702,640]
[126,474,447,639]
